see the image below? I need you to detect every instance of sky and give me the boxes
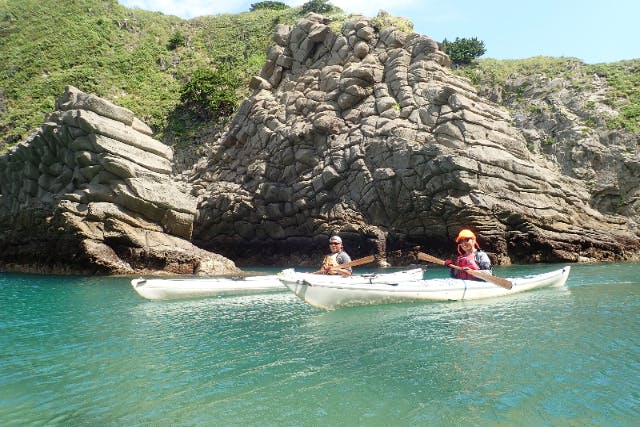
[117,0,639,64]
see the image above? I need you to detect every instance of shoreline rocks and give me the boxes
[0,86,239,276]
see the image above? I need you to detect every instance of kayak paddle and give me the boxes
[314,255,376,274]
[330,255,376,270]
[417,252,513,290]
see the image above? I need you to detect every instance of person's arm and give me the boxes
[337,252,352,265]
[333,252,352,276]
[313,255,333,274]
[475,251,492,271]
[444,258,458,278]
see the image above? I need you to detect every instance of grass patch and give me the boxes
[0,0,301,148]
[454,57,640,132]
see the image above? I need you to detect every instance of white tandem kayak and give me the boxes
[282,266,571,310]
[278,268,425,287]
[131,275,285,300]
[131,268,424,301]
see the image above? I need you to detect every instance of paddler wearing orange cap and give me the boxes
[444,229,492,280]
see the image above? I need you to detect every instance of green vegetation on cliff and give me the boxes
[0,0,638,152]
[0,0,304,148]
[454,57,640,132]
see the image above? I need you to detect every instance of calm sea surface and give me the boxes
[1,263,638,426]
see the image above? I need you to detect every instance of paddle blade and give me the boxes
[466,269,513,289]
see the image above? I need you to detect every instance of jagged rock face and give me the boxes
[0,86,239,275]
[192,13,640,264]
[484,72,640,220]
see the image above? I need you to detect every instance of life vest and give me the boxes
[321,254,340,274]
[455,252,481,280]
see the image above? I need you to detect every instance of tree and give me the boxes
[442,37,486,66]
[179,68,240,121]
[250,1,289,11]
[167,31,186,50]
[300,0,335,15]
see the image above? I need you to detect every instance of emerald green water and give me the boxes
[1,263,638,426]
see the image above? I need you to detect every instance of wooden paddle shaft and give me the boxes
[314,255,376,274]
[333,255,375,269]
[417,252,513,290]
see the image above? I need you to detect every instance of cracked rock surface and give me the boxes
[192,14,639,265]
[0,86,238,275]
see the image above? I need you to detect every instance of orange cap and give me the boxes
[455,229,476,242]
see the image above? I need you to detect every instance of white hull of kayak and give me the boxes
[131,275,285,300]
[283,266,571,310]
[278,268,424,288]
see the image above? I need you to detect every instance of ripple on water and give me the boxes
[1,266,639,426]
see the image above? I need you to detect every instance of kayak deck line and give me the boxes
[282,266,571,310]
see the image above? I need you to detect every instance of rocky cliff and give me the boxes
[191,13,640,265]
[0,86,239,275]
[1,14,638,273]
[480,70,640,220]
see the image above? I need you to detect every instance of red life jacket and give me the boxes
[455,253,480,280]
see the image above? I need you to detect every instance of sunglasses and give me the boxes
[329,242,341,246]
